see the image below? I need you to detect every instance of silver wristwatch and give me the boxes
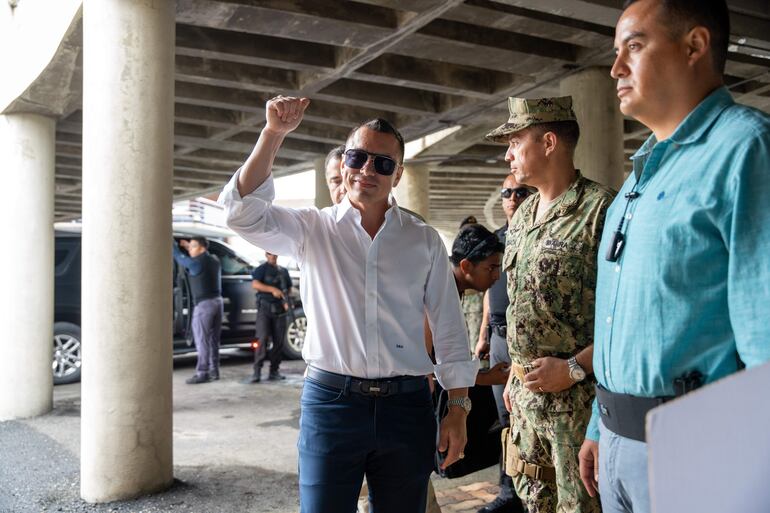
[567,356,586,382]
[446,396,472,414]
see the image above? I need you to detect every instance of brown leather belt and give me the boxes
[510,363,530,383]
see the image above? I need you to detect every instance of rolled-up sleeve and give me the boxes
[218,170,312,261]
[424,232,479,389]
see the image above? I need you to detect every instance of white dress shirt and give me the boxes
[219,171,478,390]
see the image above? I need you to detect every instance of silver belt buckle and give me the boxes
[362,380,389,396]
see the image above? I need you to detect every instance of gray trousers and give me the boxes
[489,330,512,425]
[490,330,518,502]
[192,297,223,376]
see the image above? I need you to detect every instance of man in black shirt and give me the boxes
[245,252,293,383]
[173,236,223,384]
[474,175,532,513]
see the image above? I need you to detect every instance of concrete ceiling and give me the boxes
[19,0,770,232]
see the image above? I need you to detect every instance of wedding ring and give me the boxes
[538,386,544,392]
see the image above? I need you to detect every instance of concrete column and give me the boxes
[314,156,333,209]
[560,67,625,191]
[0,113,55,420]
[394,163,430,223]
[81,0,175,502]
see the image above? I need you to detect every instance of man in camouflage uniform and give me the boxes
[485,96,615,513]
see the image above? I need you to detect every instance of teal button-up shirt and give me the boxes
[587,86,770,441]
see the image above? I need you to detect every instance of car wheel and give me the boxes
[283,310,306,360]
[53,322,82,385]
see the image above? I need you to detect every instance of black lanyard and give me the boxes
[605,181,641,262]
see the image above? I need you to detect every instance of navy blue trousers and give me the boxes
[297,376,436,513]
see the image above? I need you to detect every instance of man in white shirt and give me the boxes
[219,95,477,513]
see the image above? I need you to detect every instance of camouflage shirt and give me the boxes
[504,172,615,408]
[462,290,484,352]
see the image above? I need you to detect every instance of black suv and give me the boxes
[53,230,306,384]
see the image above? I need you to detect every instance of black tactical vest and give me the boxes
[188,253,222,304]
[256,263,289,306]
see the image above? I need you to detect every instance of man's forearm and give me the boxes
[447,388,469,400]
[576,344,594,375]
[237,128,287,197]
[252,280,279,295]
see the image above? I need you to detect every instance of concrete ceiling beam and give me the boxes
[174,81,407,129]
[175,111,350,145]
[175,0,398,48]
[296,0,465,94]
[175,104,249,131]
[351,54,525,98]
[176,24,337,71]
[418,18,581,64]
[176,150,306,172]
[411,125,498,160]
[448,1,612,46]
[314,79,450,115]
[492,0,621,28]
[175,55,299,93]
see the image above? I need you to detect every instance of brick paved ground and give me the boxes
[434,480,500,513]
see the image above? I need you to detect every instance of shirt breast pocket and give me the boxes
[531,250,584,316]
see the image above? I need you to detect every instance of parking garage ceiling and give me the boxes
[24,0,770,232]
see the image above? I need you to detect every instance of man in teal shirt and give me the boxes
[578,1,770,512]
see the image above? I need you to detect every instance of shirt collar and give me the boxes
[387,194,403,226]
[519,170,584,229]
[335,194,355,223]
[334,194,402,227]
[631,86,734,162]
[554,169,583,215]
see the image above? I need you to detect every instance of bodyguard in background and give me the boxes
[246,251,292,383]
[173,237,223,384]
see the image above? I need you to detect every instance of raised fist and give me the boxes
[265,95,310,134]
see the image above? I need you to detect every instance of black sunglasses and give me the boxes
[343,149,398,176]
[501,187,532,200]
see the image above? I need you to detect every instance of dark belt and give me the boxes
[490,324,507,338]
[305,366,427,397]
[595,385,667,442]
[596,371,703,442]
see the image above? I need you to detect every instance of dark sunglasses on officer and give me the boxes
[343,149,399,176]
[501,187,532,200]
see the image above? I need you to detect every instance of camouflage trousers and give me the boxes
[506,381,601,513]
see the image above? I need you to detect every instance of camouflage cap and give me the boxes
[485,96,577,143]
